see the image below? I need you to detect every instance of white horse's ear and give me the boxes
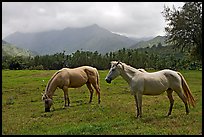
[116,61,121,66]
[116,61,124,70]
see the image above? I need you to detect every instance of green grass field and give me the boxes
[2,69,202,135]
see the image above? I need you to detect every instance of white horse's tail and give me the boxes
[177,72,196,107]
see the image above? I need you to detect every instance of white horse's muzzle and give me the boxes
[105,77,112,83]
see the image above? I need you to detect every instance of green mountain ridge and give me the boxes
[2,34,166,58]
[130,35,167,49]
[2,40,35,57]
[4,24,136,55]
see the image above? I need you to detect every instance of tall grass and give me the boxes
[2,70,202,135]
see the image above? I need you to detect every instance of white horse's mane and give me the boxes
[121,62,138,73]
[112,61,142,74]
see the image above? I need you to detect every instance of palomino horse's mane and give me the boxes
[45,70,61,95]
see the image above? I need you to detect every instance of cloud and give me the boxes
[2,2,184,39]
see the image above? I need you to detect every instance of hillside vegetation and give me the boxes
[2,44,201,70]
[130,36,167,49]
[2,40,35,57]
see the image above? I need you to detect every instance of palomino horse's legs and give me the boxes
[86,82,94,103]
[174,89,189,114]
[92,83,101,104]
[63,86,70,107]
[166,88,174,116]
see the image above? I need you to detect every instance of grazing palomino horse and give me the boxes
[105,61,195,118]
[42,66,101,112]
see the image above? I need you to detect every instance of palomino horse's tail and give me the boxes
[177,72,195,107]
[95,68,100,96]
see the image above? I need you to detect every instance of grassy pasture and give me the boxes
[2,69,202,135]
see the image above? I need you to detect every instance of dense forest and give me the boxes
[2,43,201,71]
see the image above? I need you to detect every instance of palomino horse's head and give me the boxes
[105,61,124,83]
[41,93,53,112]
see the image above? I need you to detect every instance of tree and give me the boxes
[157,42,162,48]
[162,2,202,61]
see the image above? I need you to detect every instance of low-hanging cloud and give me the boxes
[2,2,184,39]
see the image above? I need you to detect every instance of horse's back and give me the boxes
[145,69,181,83]
[146,69,181,89]
[58,67,88,88]
[135,69,181,95]
[159,69,180,81]
[143,69,178,77]
[60,66,98,77]
[59,66,98,88]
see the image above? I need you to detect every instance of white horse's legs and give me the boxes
[134,93,142,118]
[138,93,142,117]
[166,89,174,116]
[174,88,189,114]
[86,82,94,103]
[134,95,139,117]
[63,86,70,107]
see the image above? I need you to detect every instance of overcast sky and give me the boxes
[2,2,184,39]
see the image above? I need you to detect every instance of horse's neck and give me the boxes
[45,73,59,98]
[45,81,57,99]
[120,64,140,84]
[49,86,58,98]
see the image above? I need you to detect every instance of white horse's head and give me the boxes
[41,93,53,112]
[105,61,124,83]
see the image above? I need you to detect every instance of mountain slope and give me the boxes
[130,35,167,49]
[4,24,136,55]
[2,40,35,57]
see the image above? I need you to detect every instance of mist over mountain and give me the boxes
[4,24,138,55]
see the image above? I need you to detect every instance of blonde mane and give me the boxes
[45,69,62,96]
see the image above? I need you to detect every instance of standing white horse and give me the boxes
[105,61,195,118]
